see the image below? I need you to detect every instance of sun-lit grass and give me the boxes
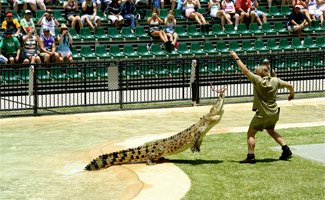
[167,126,325,200]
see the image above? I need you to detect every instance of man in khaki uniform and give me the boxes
[230,51,295,164]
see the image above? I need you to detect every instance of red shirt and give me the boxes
[235,0,251,12]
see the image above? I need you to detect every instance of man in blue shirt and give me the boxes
[287,5,308,38]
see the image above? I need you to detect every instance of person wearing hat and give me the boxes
[230,51,295,164]
[39,27,60,63]
[57,24,73,62]
[21,27,41,64]
[287,5,308,37]
[262,58,276,77]
[0,29,21,64]
[1,12,21,35]
[37,9,60,37]
[20,10,36,35]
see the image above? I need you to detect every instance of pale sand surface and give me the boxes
[0,97,324,200]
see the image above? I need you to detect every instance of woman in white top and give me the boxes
[209,0,233,30]
[307,0,324,24]
[184,0,207,24]
[164,10,179,47]
[222,0,239,30]
[147,8,169,43]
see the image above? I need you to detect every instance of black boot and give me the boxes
[240,153,256,164]
[279,145,292,160]
[165,41,173,53]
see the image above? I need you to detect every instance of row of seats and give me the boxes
[73,37,325,60]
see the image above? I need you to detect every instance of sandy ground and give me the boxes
[1,97,324,200]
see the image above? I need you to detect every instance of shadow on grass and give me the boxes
[167,159,223,165]
[229,158,282,163]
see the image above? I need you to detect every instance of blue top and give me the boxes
[57,34,71,52]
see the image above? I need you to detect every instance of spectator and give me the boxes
[235,0,252,24]
[64,0,83,29]
[287,5,308,37]
[39,28,60,63]
[1,12,21,35]
[21,27,41,64]
[250,0,267,26]
[37,9,60,37]
[152,0,176,9]
[121,0,137,31]
[184,0,207,25]
[81,0,102,30]
[0,29,21,64]
[105,0,124,28]
[12,0,27,15]
[307,0,324,25]
[222,0,239,30]
[20,10,36,35]
[57,24,73,62]
[147,8,169,43]
[0,53,8,64]
[209,0,233,30]
[318,0,325,14]
[293,0,313,23]
[164,10,179,48]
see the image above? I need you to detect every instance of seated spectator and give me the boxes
[0,53,8,64]
[184,0,207,25]
[37,9,60,36]
[250,0,267,26]
[152,0,176,9]
[147,8,169,43]
[105,0,124,28]
[164,10,179,48]
[235,0,252,24]
[12,0,27,15]
[20,10,36,35]
[209,0,233,30]
[21,27,41,64]
[57,24,73,62]
[318,0,325,14]
[81,0,102,30]
[222,0,239,30]
[287,5,308,37]
[64,0,83,29]
[293,0,313,23]
[0,29,21,64]
[121,0,137,31]
[39,28,60,63]
[1,12,21,35]
[308,0,324,25]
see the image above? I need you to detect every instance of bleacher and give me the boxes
[1,0,324,63]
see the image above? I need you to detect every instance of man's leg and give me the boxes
[240,127,258,164]
[267,129,292,160]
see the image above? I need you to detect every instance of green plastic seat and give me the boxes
[229,41,243,53]
[69,28,81,41]
[190,42,205,55]
[254,39,268,53]
[151,44,166,57]
[216,41,228,54]
[174,9,184,19]
[94,27,108,39]
[279,38,292,51]
[108,27,123,39]
[80,46,96,60]
[50,68,67,80]
[261,22,276,35]
[303,37,317,49]
[80,28,93,41]
[175,25,188,38]
[269,6,281,17]
[204,42,218,54]
[211,24,226,37]
[97,10,107,22]
[267,38,280,52]
[36,69,52,81]
[95,45,110,59]
[177,42,192,56]
[242,40,255,53]
[310,20,323,32]
[123,45,138,58]
[315,37,325,48]
[109,45,124,58]
[65,68,83,80]
[121,27,136,39]
[36,10,45,20]
[224,24,239,36]
[291,37,305,50]
[2,70,20,83]
[159,9,168,19]
[274,22,287,33]
[135,26,150,39]
[249,23,263,35]
[257,6,267,14]
[237,24,250,36]
[281,5,291,16]
[71,46,82,60]
[53,10,65,22]
[187,24,201,37]
[137,44,152,58]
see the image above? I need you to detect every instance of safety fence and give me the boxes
[1,50,324,117]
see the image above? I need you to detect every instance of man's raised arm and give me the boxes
[230,51,250,77]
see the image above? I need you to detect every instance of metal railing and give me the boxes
[1,50,324,117]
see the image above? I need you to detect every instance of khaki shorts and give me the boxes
[249,109,280,131]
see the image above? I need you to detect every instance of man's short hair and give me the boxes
[255,65,270,77]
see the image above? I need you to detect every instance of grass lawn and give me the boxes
[167,126,325,200]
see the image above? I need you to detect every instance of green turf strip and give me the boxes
[167,126,325,200]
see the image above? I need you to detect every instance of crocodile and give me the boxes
[85,86,226,171]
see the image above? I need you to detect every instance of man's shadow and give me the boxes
[162,158,223,165]
[229,158,283,163]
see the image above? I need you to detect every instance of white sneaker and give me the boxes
[234,26,238,31]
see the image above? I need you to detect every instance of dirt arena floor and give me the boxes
[0,97,324,200]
